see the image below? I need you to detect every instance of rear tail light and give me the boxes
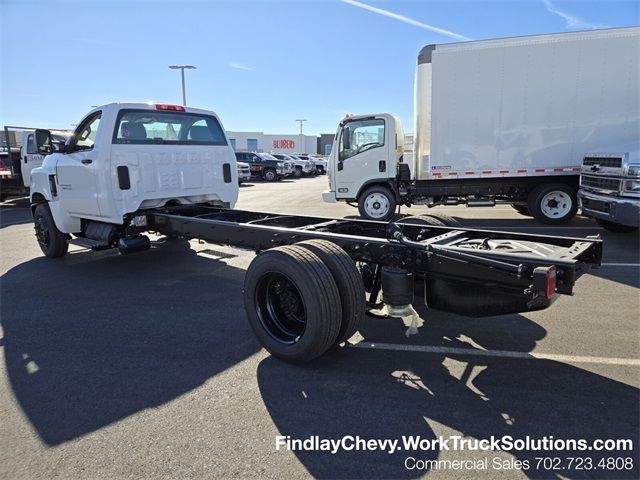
[545,266,557,299]
[532,265,557,299]
[155,104,185,112]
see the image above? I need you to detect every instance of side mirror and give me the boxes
[342,129,351,150]
[35,129,53,155]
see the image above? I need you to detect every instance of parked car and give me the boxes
[237,161,251,184]
[297,154,328,174]
[235,151,285,182]
[273,153,314,178]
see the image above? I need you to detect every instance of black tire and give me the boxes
[316,166,325,175]
[293,167,302,178]
[399,215,446,226]
[527,183,578,225]
[262,169,277,182]
[511,203,531,216]
[33,203,68,258]
[420,213,462,227]
[297,240,366,345]
[244,245,342,363]
[357,185,397,221]
[595,219,639,233]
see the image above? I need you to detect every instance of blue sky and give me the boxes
[1,0,638,135]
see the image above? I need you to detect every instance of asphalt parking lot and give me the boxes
[1,175,638,479]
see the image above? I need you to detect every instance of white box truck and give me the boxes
[323,27,640,224]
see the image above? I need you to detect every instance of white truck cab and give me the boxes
[30,102,238,255]
[323,113,404,218]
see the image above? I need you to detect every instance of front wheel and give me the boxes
[595,219,638,233]
[34,203,68,258]
[293,167,302,178]
[357,185,397,221]
[527,183,578,225]
[262,169,277,182]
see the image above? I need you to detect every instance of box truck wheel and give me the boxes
[297,240,366,345]
[244,245,342,363]
[358,185,396,221]
[527,184,577,224]
[33,203,68,258]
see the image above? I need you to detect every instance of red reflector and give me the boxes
[155,104,185,112]
[546,266,557,298]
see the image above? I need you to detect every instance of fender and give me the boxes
[30,159,81,234]
[354,179,400,203]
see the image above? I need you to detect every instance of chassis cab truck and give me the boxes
[31,103,602,363]
[323,27,639,224]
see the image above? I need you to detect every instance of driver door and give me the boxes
[21,133,44,187]
[334,118,390,199]
[56,112,103,217]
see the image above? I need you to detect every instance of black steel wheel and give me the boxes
[244,245,342,363]
[33,203,68,258]
[297,240,366,345]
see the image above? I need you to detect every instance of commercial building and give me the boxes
[226,131,323,155]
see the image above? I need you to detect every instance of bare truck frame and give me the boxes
[98,205,602,363]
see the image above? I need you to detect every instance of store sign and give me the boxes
[273,139,295,149]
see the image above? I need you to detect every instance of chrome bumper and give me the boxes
[578,189,640,227]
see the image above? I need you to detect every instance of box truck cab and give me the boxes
[324,27,640,224]
[30,102,237,255]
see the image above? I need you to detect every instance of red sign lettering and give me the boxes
[273,140,295,149]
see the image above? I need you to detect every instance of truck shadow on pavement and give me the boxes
[258,306,639,479]
[1,240,262,446]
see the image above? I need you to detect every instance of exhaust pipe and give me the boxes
[466,198,496,207]
[118,235,151,254]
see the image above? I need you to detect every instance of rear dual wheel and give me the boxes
[243,241,365,363]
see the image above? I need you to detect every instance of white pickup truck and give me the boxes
[29,102,602,363]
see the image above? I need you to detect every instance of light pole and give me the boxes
[296,119,307,154]
[168,65,196,106]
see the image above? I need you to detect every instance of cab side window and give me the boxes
[73,113,102,151]
[339,119,385,161]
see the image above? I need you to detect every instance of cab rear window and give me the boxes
[112,109,227,145]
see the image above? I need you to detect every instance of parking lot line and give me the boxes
[600,263,640,267]
[350,342,640,366]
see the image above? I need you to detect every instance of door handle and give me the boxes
[81,159,93,165]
